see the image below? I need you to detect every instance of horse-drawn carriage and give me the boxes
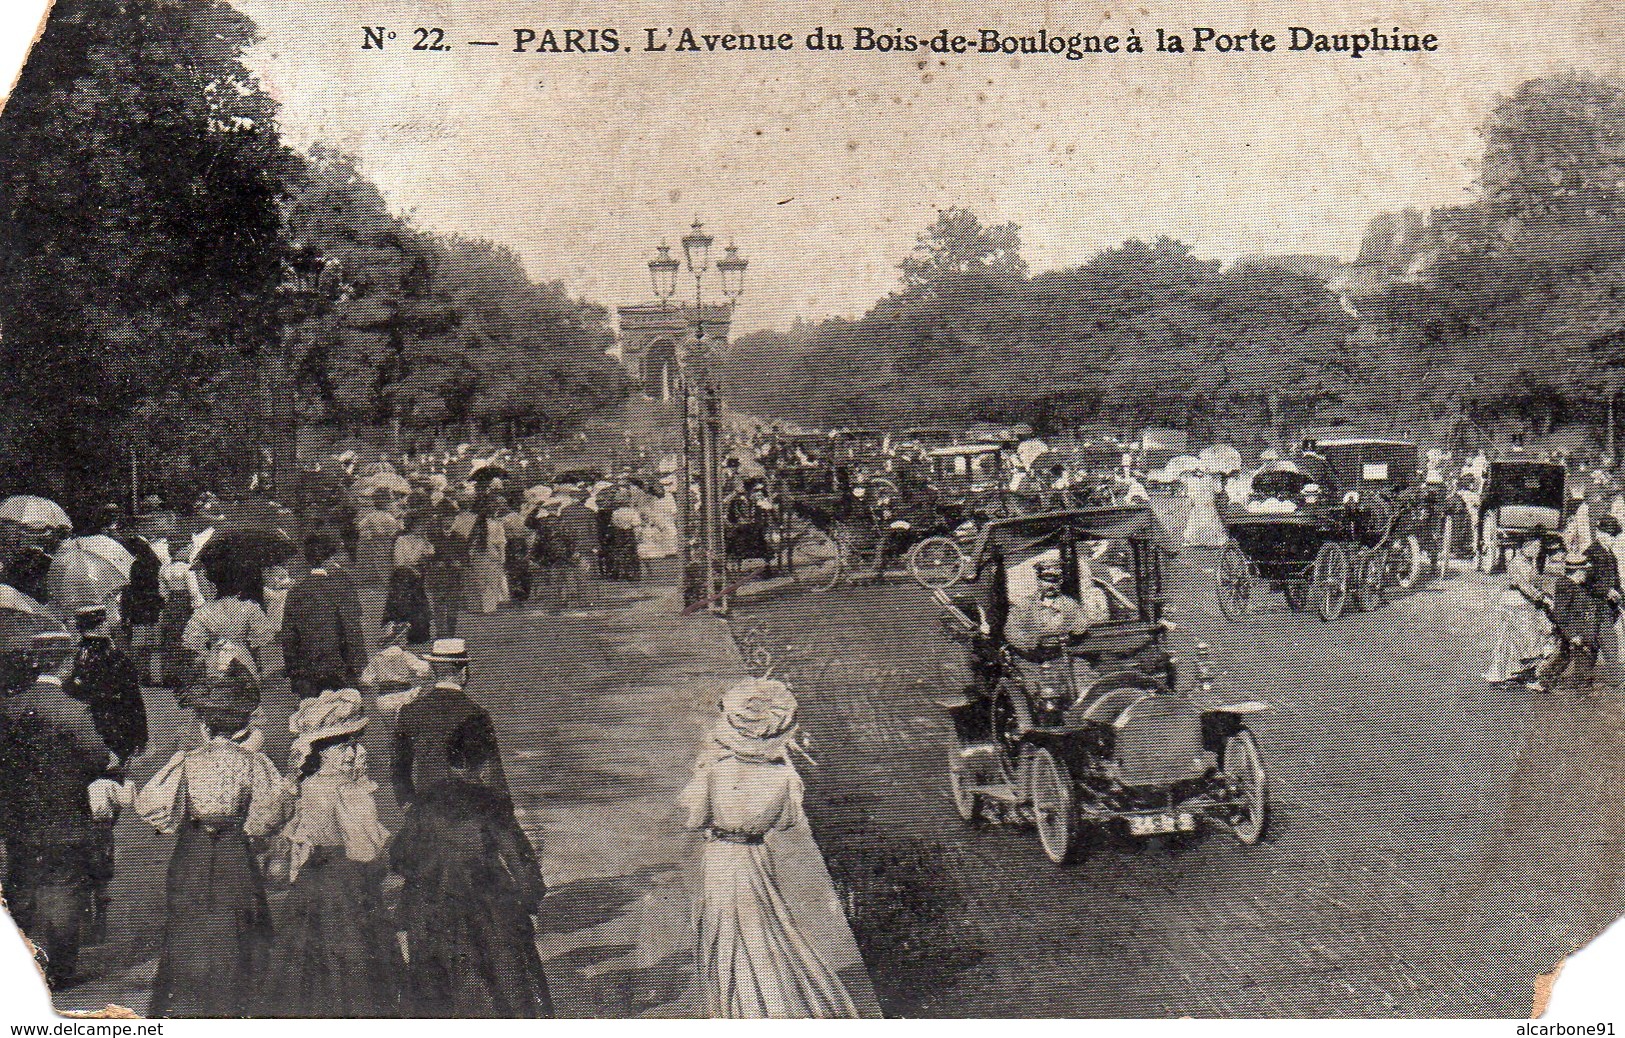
[934,507,1269,865]
[1217,438,1430,621]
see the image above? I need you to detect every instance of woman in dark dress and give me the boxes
[134,668,289,1017]
[258,689,403,1017]
[390,723,552,1018]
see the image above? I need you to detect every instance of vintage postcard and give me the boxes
[0,0,1622,1024]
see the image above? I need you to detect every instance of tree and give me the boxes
[0,0,296,516]
[897,207,1027,298]
[283,150,625,445]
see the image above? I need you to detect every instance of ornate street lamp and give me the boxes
[648,219,746,614]
[648,243,679,299]
[681,218,713,274]
[718,244,747,299]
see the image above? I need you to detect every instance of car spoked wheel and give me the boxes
[1217,539,1253,620]
[1392,534,1424,590]
[1224,730,1268,845]
[947,746,984,823]
[908,535,968,589]
[1027,747,1079,865]
[1313,542,1349,621]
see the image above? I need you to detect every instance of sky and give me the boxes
[213,0,1625,331]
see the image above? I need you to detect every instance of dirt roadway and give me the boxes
[732,549,1625,1017]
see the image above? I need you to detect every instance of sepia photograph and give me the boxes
[0,0,1623,1025]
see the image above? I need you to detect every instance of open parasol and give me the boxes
[47,539,131,618]
[0,495,71,531]
[1198,445,1244,476]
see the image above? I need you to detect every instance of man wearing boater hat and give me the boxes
[390,638,509,806]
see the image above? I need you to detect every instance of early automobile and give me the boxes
[1218,438,1425,620]
[1476,459,1566,573]
[933,507,1269,865]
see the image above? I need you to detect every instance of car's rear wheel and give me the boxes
[947,746,983,823]
[1314,542,1349,621]
[1217,539,1252,620]
[1224,729,1268,845]
[908,535,968,589]
[1028,747,1080,865]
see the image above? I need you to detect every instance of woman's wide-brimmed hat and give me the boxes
[720,677,798,742]
[288,688,368,771]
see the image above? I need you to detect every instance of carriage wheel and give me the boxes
[1355,552,1384,613]
[1392,534,1425,590]
[908,535,968,590]
[1028,747,1080,865]
[947,746,984,823]
[788,527,841,592]
[1217,540,1253,620]
[1224,730,1269,845]
[1314,542,1349,621]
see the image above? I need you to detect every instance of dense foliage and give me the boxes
[0,0,625,518]
[722,73,1625,448]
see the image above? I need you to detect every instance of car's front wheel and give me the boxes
[1028,747,1080,865]
[1224,729,1268,845]
[947,745,984,823]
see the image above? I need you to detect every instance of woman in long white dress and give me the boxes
[1485,537,1553,686]
[1181,469,1228,548]
[468,502,509,614]
[679,679,858,1019]
[637,481,681,560]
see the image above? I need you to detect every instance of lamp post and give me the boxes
[648,219,747,611]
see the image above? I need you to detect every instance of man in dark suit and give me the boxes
[0,631,117,986]
[1587,515,1624,685]
[63,605,146,945]
[279,531,367,700]
[390,638,508,807]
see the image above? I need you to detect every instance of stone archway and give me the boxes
[645,337,679,401]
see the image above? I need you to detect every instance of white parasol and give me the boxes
[0,495,71,531]
[1198,445,1244,475]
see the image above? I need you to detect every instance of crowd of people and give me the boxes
[0,436,863,1019]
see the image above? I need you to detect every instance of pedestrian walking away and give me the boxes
[280,531,368,700]
[0,630,119,989]
[134,665,290,1017]
[257,689,402,1018]
[679,677,859,1018]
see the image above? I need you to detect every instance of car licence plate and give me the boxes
[1129,812,1196,836]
